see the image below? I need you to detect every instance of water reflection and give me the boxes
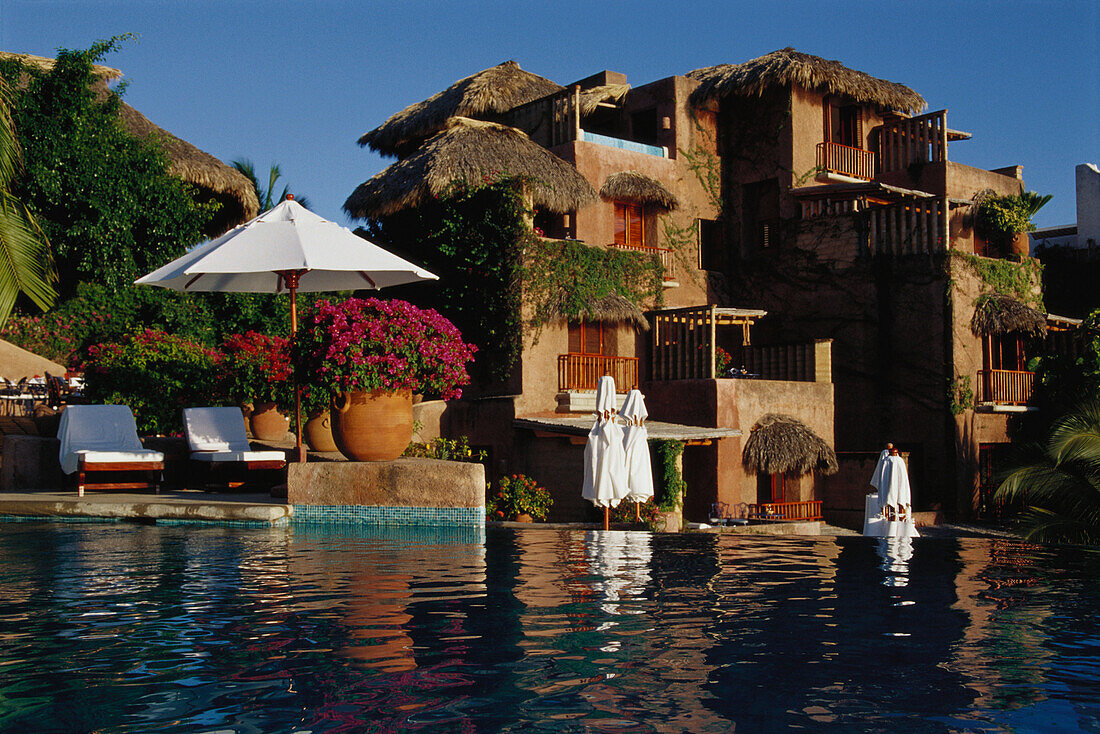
[0,523,1096,733]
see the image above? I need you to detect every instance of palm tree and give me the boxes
[995,399,1100,544]
[0,78,56,323]
[231,158,311,211]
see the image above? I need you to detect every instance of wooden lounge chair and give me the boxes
[57,405,165,497]
[182,407,286,490]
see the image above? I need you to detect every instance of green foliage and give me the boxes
[1032,308,1100,414]
[994,398,1100,544]
[486,473,552,521]
[0,38,215,295]
[951,250,1044,309]
[366,178,526,383]
[610,498,660,528]
[0,76,56,324]
[974,191,1052,251]
[81,329,223,435]
[523,237,663,338]
[0,281,291,366]
[402,435,486,463]
[650,439,685,511]
[948,375,974,415]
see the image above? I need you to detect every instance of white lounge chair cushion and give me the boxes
[190,450,285,463]
[77,450,165,466]
[183,407,252,453]
[58,405,150,475]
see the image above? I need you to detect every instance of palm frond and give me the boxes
[0,194,57,320]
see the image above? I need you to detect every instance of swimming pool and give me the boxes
[0,522,1097,732]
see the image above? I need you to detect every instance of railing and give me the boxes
[877,109,949,173]
[816,142,876,180]
[745,500,823,521]
[607,241,674,279]
[558,354,638,392]
[977,369,1034,405]
[739,342,817,382]
[865,197,948,255]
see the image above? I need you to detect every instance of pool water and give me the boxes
[0,523,1097,733]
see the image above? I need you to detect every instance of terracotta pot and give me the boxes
[514,513,534,523]
[304,410,338,452]
[249,402,290,442]
[1008,231,1031,258]
[331,389,413,461]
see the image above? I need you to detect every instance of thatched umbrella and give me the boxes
[688,47,926,114]
[0,52,259,233]
[970,294,1047,339]
[344,117,597,220]
[742,413,838,476]
[0,339,67,382]
[359,61,562,158]
[599,172,679,211]
[579,83,631,115]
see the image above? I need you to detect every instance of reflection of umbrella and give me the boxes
[136,198,438,455]
[582,375,628,530]
[585,530,653,618]
[876,537,915,587]
[620,389,654,520]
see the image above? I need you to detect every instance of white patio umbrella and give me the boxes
[582,375,628,530]
[135,197,438,455]
[620,389,654,521]
[866,451,920,538]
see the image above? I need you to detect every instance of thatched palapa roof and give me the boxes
[0,52,259,230]
[344,117,597,219]
[579,83,631,115]
[742,413,838,476]
[688,48,926,114]
[970,294,1047,339]
[359,61,562,157]
[600,171,679,210]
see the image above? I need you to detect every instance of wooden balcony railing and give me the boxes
[877,109,949,173]
[977,369,1035,406]
[607,241,674,279]
[744,500,823,521]
[816,142,876,180]
[558,354,638,393]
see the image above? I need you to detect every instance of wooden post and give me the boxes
[603,505,610,531]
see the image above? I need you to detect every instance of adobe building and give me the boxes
[346,50,1072,524]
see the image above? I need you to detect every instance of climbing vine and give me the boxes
[522,237,663,339]
[947,375,974,416]
[949,250,1044,310]
[650,439,686,511]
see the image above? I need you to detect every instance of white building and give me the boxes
[1031,163,1100,256]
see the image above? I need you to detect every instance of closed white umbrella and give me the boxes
[136,197,438,456]
[866,452,920,538]
[620,389,654,521]
[582,375,628,530]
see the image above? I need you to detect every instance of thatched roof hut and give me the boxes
[688,48,926,114]
[359,61,562,158]
[742,413,838,476]
[0,52,259,232]
[600,172,679,211]
[970,294,1047,339]
[540,292,649,329]
[344,117,597,220]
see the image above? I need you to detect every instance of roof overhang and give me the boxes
[1047,313,1083,331]
[515,416,739,443]
[790,181,936,203]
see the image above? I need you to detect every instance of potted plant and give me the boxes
[300,383,338,452]
[219,331,294,442]
[294,297,476,461]
[974,191,1051,258]
[487,474,552,522]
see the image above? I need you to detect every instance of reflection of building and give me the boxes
[347,50,1076,520]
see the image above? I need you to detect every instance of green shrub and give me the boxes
[486,474,552,521]
[81,329,223,435]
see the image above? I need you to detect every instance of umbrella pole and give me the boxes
[603,506,609,531]
[285,271,306,464]
[635,502,641,522]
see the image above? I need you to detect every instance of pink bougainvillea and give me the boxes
[295,297,477,401]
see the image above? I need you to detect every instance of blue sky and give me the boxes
[2,0,1097,228]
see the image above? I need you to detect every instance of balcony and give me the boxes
[977,369,1034,406]
[816,142,876,181]
[558,354,638,393]
[744,500,823,521]
[606,241,675,282]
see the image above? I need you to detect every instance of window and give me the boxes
[630,107,660,147]
[757,472,787,504]
[982,333,1028,371]
[698,218,725,271]
[568,320,608,355]
[741,179,780,255]
[614,202,656,248]
[824,97,863,149]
